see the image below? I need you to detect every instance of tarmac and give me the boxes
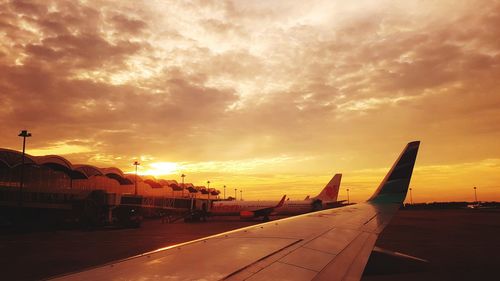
[361,208,500,281]
[0,209,499,281]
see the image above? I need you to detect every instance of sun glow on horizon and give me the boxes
[28,143,92,156]
[141,162,180,176]
[128,156,312,177]
[119,157,500,202]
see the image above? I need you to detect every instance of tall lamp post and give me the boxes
[240,189,243,201]
[473,186,478,204]
[207,180,211,201]
[133,161,140,195]
[181,174,186,198]
[234,188,237,200]
[346,188,350,204]
[18,130,32,206]
[223,185,226,199]
[409,187,413,205]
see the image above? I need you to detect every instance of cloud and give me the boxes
[1,0,499,200]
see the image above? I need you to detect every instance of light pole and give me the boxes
[18,130,31,206]
[346,188,350,204]
[181,174,186,198]
[207,180,211,201]
[409,187,413,205]
[223,185,226,199]
[234,188,237,200]
[240,189,243,201]
[133,161,140,195]
[473,186,478,204]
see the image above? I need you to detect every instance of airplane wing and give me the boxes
[53,141,420,281]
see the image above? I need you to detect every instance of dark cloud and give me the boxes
[9,0,45,15]
[110,14,147,34]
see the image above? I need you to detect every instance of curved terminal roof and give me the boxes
[39,156,87,179]
[199,186,209,194]
[73,165,132,184]
[106,173,133,185]
[1,147,220,193]
[164,180,183,191]
[0,148,37,167]
[125,174,143,182]
[74,164,104,177]
[186,184,198,193]
[101,167,126,177]
[158,179,169,186]
[37,155,73,170]
[159,180,175,185]
[1,148,130,183]
[141,175,156,181]
[0,148,87,179]
[144,179,162,189]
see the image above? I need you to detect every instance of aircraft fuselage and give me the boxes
[211,200,318,216]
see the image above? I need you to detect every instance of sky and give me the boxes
[1,0,499,202]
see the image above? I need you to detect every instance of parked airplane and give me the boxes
[237,195,287,221]
[52,141,420,281]
[211,173,342,220]
[210,195,285,220]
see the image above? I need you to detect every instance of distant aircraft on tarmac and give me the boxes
[52,141,420,281]
[210,174,343,220]
[237,194,287,221]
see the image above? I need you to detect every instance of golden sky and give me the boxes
[1,0,499,202]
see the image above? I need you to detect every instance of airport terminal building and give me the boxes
[0,148,220,198]
[0,148,220,226]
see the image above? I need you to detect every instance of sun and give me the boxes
[142,162,180,176]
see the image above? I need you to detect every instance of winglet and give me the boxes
[275,195,287,208]
[313,173,342,202]
[368,141,420,204]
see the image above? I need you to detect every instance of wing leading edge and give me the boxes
[53,141,420,281]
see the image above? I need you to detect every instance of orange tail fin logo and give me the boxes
[326,184,338,198]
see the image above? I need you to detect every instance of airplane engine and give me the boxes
[312,199,323,211]
[239,210,255,219]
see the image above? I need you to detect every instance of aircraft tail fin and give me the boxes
[368,141,420,204]
[312,173,342,202]
[275,195,286,208]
